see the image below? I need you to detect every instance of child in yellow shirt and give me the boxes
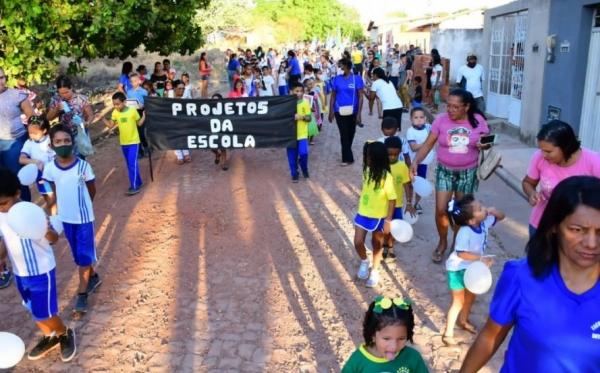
[102,92,145,195]
[287,81,312,182]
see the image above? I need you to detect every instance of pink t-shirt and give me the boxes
[431,113,489,169]
[527,148,600,227]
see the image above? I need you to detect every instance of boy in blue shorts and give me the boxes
[287,81,312,183]
[0,168,76,361]
[42,124,100,313]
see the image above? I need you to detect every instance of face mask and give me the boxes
[54,145,73,158]
[467,62,477,68]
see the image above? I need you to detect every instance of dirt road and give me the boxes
[2,102,529,372]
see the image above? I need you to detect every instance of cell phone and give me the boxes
[479,134,497,145]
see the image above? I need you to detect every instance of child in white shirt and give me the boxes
[406,107,435,213]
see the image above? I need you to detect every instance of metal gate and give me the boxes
[579,7,600,151]
[487,11,528,126]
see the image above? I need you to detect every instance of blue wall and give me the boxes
[542,0,598,132]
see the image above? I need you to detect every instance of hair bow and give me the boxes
[447,199,461,215]
[373,296,412,313]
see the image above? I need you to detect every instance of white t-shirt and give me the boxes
[446,215,496,271]
[20,136,55,164]
[406,124,435,164]
[183,85,193,99]
[260,75,275,96]
[0,212,56,277]
[42,159,95,224]
[389,61,401,77]
[278,72,287,87]
[378,135,410,155]
[456,64,485,98]
[370,79,403,110]
[430,64,443,87]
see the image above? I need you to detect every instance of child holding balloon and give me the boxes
[382,136,416,259]
[354,141,396,288]
[443,195,504,346]
[0,168,76,362]
[19,116,56,214]
[42,124,100,314]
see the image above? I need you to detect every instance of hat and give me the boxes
[467,52,478,59]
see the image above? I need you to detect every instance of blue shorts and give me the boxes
[63,222,97,267]
[416,164,428,179]
[36,179,53,195]
[392,207,404,220]
[15,269,58,321]
[354,214,385,232]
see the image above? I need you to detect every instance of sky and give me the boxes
[339,0,515,25]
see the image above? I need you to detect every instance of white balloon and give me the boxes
[17,164,38,186]
[403,209,419,225]
[412,176,433,198]
[0,332,25,369]
[49,215,64,235]
[464,261,493,295]
[7,202,47,240]
[390,219,413,243]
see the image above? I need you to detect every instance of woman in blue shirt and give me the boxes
[286,50,302,87]
[460,175,600,373]
[227,53,241,89]
[117,61,133,93]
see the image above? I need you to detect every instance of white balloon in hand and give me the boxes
[0,332,25,368]
[464,261,493,294]
[412,176,433,198]
[49,215,64,235]
[403,210,419,224]
[390,219,413,243]
[17,164,38,186]
[7,202,47,240]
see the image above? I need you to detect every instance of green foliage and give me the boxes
[195,0,254,36]
[252,0,362,42]
[0,0,210,85]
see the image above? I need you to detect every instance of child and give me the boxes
[102,92,145,195]
[259,66,276,97]
[443,195,505,346]
[181,72,194,98]
[383,137,416,259]
[287,82,312,183]
[19,116,56,215]
[406,108,435,213]
[42,124,100,313]
[165,80,174,98]
[126,72,149,158]
[0,168,77,362]
[354,142,396,288]
[378,117,411,167]
[211,93,228,171]
[314,68,327,113]
[277,63,289,96]
[304,78,322,144]
[135,65,148,82]
[142,80,157,97]
[342,296,428,372]
[411,76,423,108]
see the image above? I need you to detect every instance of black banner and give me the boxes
[145,95,297,151]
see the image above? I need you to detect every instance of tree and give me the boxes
[0,0,210,85]
[251,0,362,42]
[195,0,254,36]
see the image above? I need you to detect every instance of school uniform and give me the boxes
[287,99,311,179]
[389,160,410,220]
[43,158,97,267]
[406,124,435,179]
[110,107,143,191]
[20,136,55,195]
[354,170,397,232]
[0,212,58,321]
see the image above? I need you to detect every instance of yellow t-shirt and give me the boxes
[111,107,141,145]
[357,170,397,218]
[296,99,311,140]
[390,161,410,208]
[351,50,363,65]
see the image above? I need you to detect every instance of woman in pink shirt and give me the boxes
[410,89,490,263]
[522,120,600,237]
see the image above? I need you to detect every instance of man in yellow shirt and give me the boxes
[351,45,364,77]
[286,82,312,183]
[102,92,145,195]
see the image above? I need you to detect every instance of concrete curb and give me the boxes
[494,166,527,201]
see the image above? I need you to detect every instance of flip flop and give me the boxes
[432,249,443,263]
[458,322,477,335]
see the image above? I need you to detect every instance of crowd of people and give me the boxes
[0,38,599,371]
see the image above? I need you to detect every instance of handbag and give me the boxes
[338,74,355,116]
[477,147,501,181]
[307,114,319,137]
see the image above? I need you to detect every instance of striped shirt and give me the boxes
[0,213,56,277]
[43,158,95,224]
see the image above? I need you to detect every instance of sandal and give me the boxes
[458,322,477,335]
[176,159,184,165]
[432,249,443,264]
[442,335,458,346]
[183,155,192,163]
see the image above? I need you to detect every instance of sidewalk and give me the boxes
[492,131,537,200]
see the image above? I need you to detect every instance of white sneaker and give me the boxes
[357,260,370,280]
[366,270,380,288]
